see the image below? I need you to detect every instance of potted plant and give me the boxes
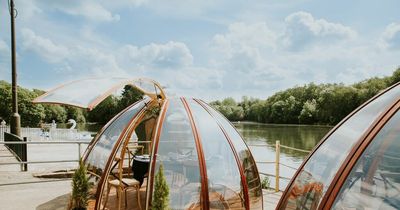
[152,164,170,210]
[261,176,271,190]
[70,159,91,210]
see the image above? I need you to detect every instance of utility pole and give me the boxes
[10,0,21,137]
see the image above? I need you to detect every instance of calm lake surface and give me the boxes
[60,122,332,190]
[234,122,332,190]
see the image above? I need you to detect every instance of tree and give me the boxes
[71,160,91,210]
[299,99,317,124]
[353,77,388,102]
[118,85,144,111]
[43,105,67,123]
[87,96,119,124]
[0,81,12,123]
[221,97,237,107]
[209,67,397,125]
[389,67,400,85]
[247,100,265,122]
[65,107,86,123]
[152,164,170,210]
[16,84,45,126]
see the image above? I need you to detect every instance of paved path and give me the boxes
[0,145,71,210]
[1,145,284,209]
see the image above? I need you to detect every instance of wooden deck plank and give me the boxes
[263,189,282,209]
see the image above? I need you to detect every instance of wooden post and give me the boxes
[275,140,280,192]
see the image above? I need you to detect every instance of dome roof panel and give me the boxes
[196,99,263,208]
[279,83,400,209]
[186,98,246,208]
[332,106,400,209]
[34,79,262,210]
[85,98,149,172]
[149,98,202,210]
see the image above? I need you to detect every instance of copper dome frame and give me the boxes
[83,97,263,209]
[34,77,263,210]
[277,82,400,209]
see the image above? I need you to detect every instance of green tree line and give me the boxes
[0,81,143,127]
[210,68,400,125]
[1,68,399,127]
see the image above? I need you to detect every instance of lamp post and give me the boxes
[9,0,21,137]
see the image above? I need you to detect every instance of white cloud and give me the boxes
[19,28,126,76]
[61,1,120,22]
[379,23,400,50]
[71,46,127,76]
[207,13,400,98]
[282,11,357,50]
[212,22,276,56]
[30,0,123,22]
[210,22,279,78]
[10,0,149,22]
[19,28,195,79]
[2,0,399,100]
[47,0,120,22]
[119,41,194,69]
[20,28,69,63]
[143,0,220,18]
[152,66,223,100]
[210,22,288,93]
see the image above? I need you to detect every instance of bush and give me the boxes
[261,176,270,189]
[71,160,90,210]
[152,164,170,210]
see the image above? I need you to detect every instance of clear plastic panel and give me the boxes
[188,99,245,209]
[33,77,130,108]
[86,98,149,173]
[333,109,400,210]
[153,99,202,209]
[132,79,163,98]
[282,84,400,209]
[199,100,263,209]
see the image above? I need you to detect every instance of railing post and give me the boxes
[78,143,81,161]
[275,140,280,192]
[21,137,27,171]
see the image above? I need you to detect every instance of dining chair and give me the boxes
[103,157,142,210]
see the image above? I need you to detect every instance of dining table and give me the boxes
[132,154,150,186]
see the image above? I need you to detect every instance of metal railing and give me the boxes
[0,125,81,141]
[0,138,307,190]
[0,141,90,170]
[4,132,28,171]
[248,140,311,192]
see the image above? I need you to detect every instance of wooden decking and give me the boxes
[101,188,282,210]
[263,189,282,209]
[100,186,147,210]
[35,180,283,210]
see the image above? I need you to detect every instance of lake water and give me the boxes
[234,122,332,190]
[57,122,332,190]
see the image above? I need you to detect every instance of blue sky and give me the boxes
[0,0,399,101]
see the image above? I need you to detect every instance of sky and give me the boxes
[0,0,399,101]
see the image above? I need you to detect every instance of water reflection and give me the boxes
[234,122,332,190]
[235,123,331,159]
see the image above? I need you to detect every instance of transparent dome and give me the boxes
[83,98,263,209]
[33,77,263,209]
[278,82,400,209]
